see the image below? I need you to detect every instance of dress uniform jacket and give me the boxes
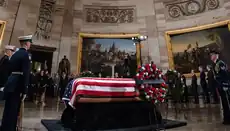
[0,55,10,87]
[200,71,210,103]
[214,59,229,84]
[4,48,30,94]
[207,70,218,103]
[0,48,30,131]
[192,74,199,104]
[214,59,230,123]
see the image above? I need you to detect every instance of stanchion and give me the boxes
[17,100,24,131]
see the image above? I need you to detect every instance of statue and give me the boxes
[58,55,70,76]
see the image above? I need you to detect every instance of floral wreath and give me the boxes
[79,70,95,77]
[135,63,168,104]
[165,69,185,95]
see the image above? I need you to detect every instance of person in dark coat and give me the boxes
[59,72,69,101]
[181,75,189,103]
[207,65,219,104]
[0,45,15,88]
[36,70,48,106]
[28,70,37,101]
[45,72,54,97]
[191,70,199,104]
[210,50,230,125]
[199,66,210,103]
[165,70,177,96]
[0,35,32,131]
[172,73,182,104]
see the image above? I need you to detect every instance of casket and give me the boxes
[61,77,163,131]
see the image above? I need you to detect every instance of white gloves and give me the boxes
[0,87,4,92]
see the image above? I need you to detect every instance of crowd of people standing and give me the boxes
[0,45,74,106]
[168,65,220,105]
[27,70,75,106]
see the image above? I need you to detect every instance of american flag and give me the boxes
[62,77,137,108]
[62,79,75,102]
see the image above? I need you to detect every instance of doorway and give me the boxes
[29,45,56,73]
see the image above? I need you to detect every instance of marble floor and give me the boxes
[0,98,229,131]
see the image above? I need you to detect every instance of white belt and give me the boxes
[12,72,23,75]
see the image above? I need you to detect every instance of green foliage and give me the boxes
[165,69,177,76]
[80,71,95,77]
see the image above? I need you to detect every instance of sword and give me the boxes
[223,83,230,111]
[224,90,230,110]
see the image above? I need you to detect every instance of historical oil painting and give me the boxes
[170,25,230,74]
[81,38,137,77]
[0,21,6,46]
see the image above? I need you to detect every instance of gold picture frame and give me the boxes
[165,20,230,77]
[0,20,6,47]
[76,33,141,74]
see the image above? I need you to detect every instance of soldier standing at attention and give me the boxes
[199,66,210,104]
[0,45,15,88]
[0,35,32,131]
[206,65,219,104]
[191,69,199,104]
[210,50,230,125]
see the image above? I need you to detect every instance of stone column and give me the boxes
[57,0,75,65]
[141,0,160,65]
[70,0,83,72]
[154,0,168,69]
[50,0,65,74]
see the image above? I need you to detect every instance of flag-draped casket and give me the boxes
[62,77,139,108]
[61,77,163,131]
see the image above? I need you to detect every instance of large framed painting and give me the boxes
[77,33,141,78]
[0,20,6,47]
[165,20,230,77]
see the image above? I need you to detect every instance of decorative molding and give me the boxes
[55,5,65,16]
[83,5,135,24]
[0,0,6,7]
[34,0,56,40]
[164,0,220,18]
[73,10,83,18]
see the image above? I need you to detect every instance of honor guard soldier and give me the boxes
[199,66,210,103]
[0,35,32,131]
[210,50,230,125]
[0,45,15,88]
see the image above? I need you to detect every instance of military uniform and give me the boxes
[200,71,210,103]
[192,73,199,104]
[0,45,15,87]
[213,59,230,124]
[0,55,10,87]
[207,68,218,103]
[0,35,32,131]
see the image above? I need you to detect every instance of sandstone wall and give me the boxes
[155,0,230,69]
[0,0,20,50]
[0,0,65,73]
[0,0,229,74]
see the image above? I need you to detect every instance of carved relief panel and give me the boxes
[164,0,220,19]
[34,0,56,40]
[0,0,6,7]
[84,6,135,24]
